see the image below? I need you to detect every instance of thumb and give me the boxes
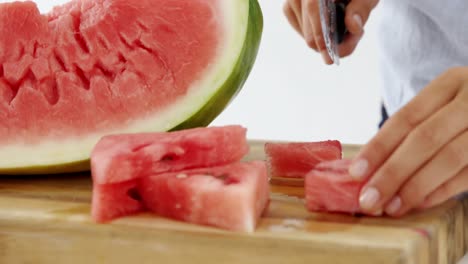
[345,0,379,34]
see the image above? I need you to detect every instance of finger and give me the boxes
[288,0,304,35]
[284,1,303,35]
[419,166,468,210]
[352,68,466,213]
[372,95,468,214]
[303,0,333,64]
[349,68,464,181]
[385,130,468,216]
[302,0,319,51]
[345,0,379,34]
[333,0,378,61]
[338,30,364,58]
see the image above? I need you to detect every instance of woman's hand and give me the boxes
[349,67,468,217]
[283,0,378,64]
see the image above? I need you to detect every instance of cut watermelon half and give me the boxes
[264,140,342,179]
[139,161,270,232]
[0,0,263,174]
[91,125,249,184]
[305,159,367,214]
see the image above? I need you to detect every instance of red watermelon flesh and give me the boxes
[0,0,221,144]
[264,140,342,178]
[91,125,249,185]
[305,159,367,214]
[91,179,144,222]
[138,161,270,232]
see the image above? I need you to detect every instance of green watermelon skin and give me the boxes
[0,0,263,175]
[172,0,263,131]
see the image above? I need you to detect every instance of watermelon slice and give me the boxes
[264,140,342,179]
[138,161,270,232]
[0,0,263,174]
[305,159,367,214]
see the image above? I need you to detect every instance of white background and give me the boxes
[213,0,383,145]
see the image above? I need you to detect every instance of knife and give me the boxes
[318,0,350,65]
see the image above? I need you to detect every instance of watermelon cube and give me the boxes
[139,161,270,232]
[90,125,270,232]
[305,159,366,214]
[264,140,342,178]
[91,179,144,223]
[91,125,249,185]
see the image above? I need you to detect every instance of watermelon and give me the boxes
[264,141,342,179]
[90,125,266,229]
[139,161,270,232]
[91,179,144,222]
[305,159,367,214]
[91,125,249,184]
[0,0,263,174]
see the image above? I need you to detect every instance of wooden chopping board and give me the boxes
[0,140,466,264]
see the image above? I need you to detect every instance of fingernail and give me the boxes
[320,50,329,64]
[359,187,380,211]
[349,159,368,180]
[385,196,402,215]
[353,14,363,30]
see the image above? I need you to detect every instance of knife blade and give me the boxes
[318,0,350,65]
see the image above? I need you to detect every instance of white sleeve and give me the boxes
[376,0,468,116]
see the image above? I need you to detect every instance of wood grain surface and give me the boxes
[0,140,465,264]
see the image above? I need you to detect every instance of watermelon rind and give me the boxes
[172,0,263,130]
[0,0,263,174]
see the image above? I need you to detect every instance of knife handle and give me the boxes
[335,0,350,44]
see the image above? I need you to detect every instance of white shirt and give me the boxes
[377,0,468,115]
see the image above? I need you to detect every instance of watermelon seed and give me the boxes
[176,173,188,179]
[126,188,142,202]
